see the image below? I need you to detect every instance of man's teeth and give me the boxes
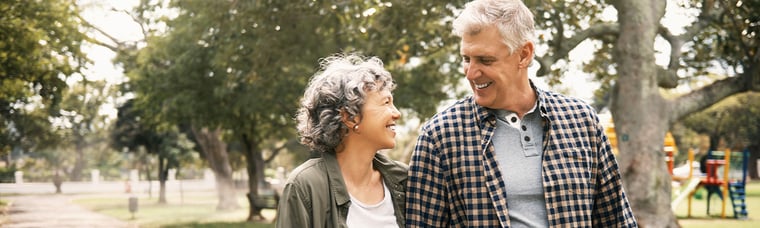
[475,82,491,89]
[388,125,396,131]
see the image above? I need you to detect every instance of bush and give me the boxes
[0,166,16,183]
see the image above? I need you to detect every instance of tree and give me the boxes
[89,0,758,225]
[56,80,112,181]
[112,99,196,204]
[524,0,759,226]
[682,92,760,176]
[0,0,89,161]
[127,0,464,220]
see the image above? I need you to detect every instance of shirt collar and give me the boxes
[474,79,549,125]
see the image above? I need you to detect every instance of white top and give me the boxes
[346,181,399,228]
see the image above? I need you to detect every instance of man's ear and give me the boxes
[519,41,534,68]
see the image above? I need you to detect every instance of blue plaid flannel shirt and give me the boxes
[406,86,637,227]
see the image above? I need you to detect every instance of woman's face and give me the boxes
[357,88,401,150]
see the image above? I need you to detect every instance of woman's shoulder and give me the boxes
[374,153,408,181]
[286,158,328,185]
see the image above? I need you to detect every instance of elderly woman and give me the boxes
[275,53,407,228]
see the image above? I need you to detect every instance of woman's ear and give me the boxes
[340,109,360,127]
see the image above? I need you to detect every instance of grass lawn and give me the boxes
[0,199,8,224]
[674,180,760,227]
[73,180,760,227]
[74,191,274,228]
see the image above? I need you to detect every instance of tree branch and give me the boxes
[656,0,721,88]
[670,74,747,123]
[118,8,151,39]
[263,138,299,164]
[78,14,123,52]
[536,23,618,76]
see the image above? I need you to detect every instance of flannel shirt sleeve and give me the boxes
[406,129,450,227]
[592,121,638,227]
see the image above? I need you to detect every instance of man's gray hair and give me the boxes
[295,53,395,154]
[452,0,536,55]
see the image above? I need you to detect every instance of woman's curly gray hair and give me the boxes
[296,53,395,154]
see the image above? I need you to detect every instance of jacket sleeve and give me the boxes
[406,129,449,227]
[275,182,312,228]
[592,120,638,227]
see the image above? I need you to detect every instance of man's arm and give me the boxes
[592,121,638,227]
[406,130,450,227]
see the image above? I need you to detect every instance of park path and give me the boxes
[1,194,134,228]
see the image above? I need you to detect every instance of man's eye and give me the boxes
[462,57,470,62]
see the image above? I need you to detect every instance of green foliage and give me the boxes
[0,165,16,183]
[126,0,467,136]
[119,1,472,192]
[682,0,760,86]
[682,92,760,149]
[58,80,112,145]
[111,99,198,177]
[527,0,610,82]
[0,0,89,160]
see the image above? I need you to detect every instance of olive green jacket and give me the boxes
[275,152,408,228]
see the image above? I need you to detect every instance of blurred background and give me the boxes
[1,0,758,227]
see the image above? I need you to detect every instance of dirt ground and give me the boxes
[0,194,135,228]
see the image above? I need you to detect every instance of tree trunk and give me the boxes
[53,170,63,194]
[241,134,265,221]
[612,0,679,227]
[70,141,86,181]
[747,144,760,179]
[192,126,240,210]
[144,165,153,198]
[158,155,168,204]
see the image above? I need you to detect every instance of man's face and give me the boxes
[460,25,527,110]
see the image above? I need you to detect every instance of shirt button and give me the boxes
[521,125,527,131]
[511,117,517,122]
[524,136,531,141]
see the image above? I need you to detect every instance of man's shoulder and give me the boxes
[424,96,479,125]
[540,90,596,113]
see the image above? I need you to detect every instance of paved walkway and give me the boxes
[1,194,134,228]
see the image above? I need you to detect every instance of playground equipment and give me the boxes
[675,148,751,219]
[664,132,678,176]
[602,114,750,218]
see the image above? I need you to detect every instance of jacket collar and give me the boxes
[322,151,408,206]
[322,152,351,206]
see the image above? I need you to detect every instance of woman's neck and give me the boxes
[336,146,376,183]
[336,146,384,204]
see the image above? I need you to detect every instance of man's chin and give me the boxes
[473,97,489,108]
